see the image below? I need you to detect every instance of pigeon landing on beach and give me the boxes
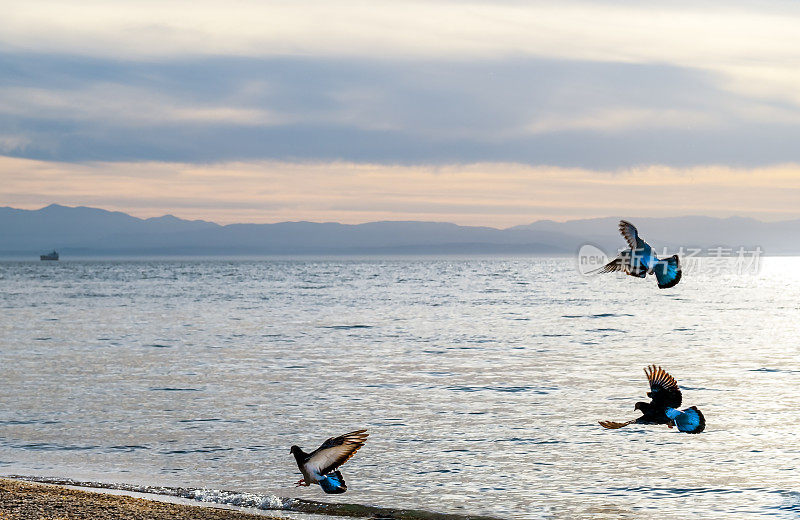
[599,365,705,434]
[290,430,368,494]
[594,220,682,288]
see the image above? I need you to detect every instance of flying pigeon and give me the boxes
[290,429,368,494]
[594,220,682,288]
[599,365,705,434]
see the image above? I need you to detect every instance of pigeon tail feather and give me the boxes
[654,255,682,289]
[318,470,347,494]
[666,406,705,434]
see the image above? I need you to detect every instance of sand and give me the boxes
[0,478,279,520]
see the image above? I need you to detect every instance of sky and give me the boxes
[2,0,800,226]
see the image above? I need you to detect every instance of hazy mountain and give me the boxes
[513,216,800,254]
[1,204,797,257]
[0,204,570,256]
[0,204,218,250]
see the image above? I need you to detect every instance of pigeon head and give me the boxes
[290,445,310,464]
[634,401,649,412]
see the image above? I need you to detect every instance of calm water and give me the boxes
[1,257,799,519]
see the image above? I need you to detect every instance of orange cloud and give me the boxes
[2,155,799,226]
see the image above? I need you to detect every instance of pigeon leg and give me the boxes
[294,479,308,487]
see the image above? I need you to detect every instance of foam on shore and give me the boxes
[0,477,279,519]
[6,475,502,520]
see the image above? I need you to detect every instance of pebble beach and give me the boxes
[0,478,275,520]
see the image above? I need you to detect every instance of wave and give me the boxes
[446,385,552,394]
[7,475,503,520]
[561,313,633,319]
[319,325,374,330]
[749,367,800,374]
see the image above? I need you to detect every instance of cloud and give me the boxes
[5,1,800,107]
[0,84,284,126]
[7,52,800,167]
[2,2,798,63]
[4,3,800,169]
[0,134,30,153]
[524,108,717,134]
[2,155,799,226]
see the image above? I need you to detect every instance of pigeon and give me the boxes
[599,365,705,434]
[594,220,681,288]
[290,429,368,494]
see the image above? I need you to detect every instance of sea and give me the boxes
[1,257,799,519]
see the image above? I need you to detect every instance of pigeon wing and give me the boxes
[305,430,368,476]
[598,419,635,429]
[644,365,682,409]
[618,220,640,249]
[591,253,646,278]
[594,257,626,274]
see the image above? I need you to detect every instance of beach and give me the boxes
[0,478,274,520]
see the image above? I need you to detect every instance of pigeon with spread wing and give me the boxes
[290,429,368,494]
[599,365,705,434]
[595,220,681,289]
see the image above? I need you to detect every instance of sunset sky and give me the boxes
[2,1,800,225]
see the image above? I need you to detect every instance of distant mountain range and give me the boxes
[1,204,798,257]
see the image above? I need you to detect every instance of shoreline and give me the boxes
[0,476,502,520]
[0,478,279,520]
